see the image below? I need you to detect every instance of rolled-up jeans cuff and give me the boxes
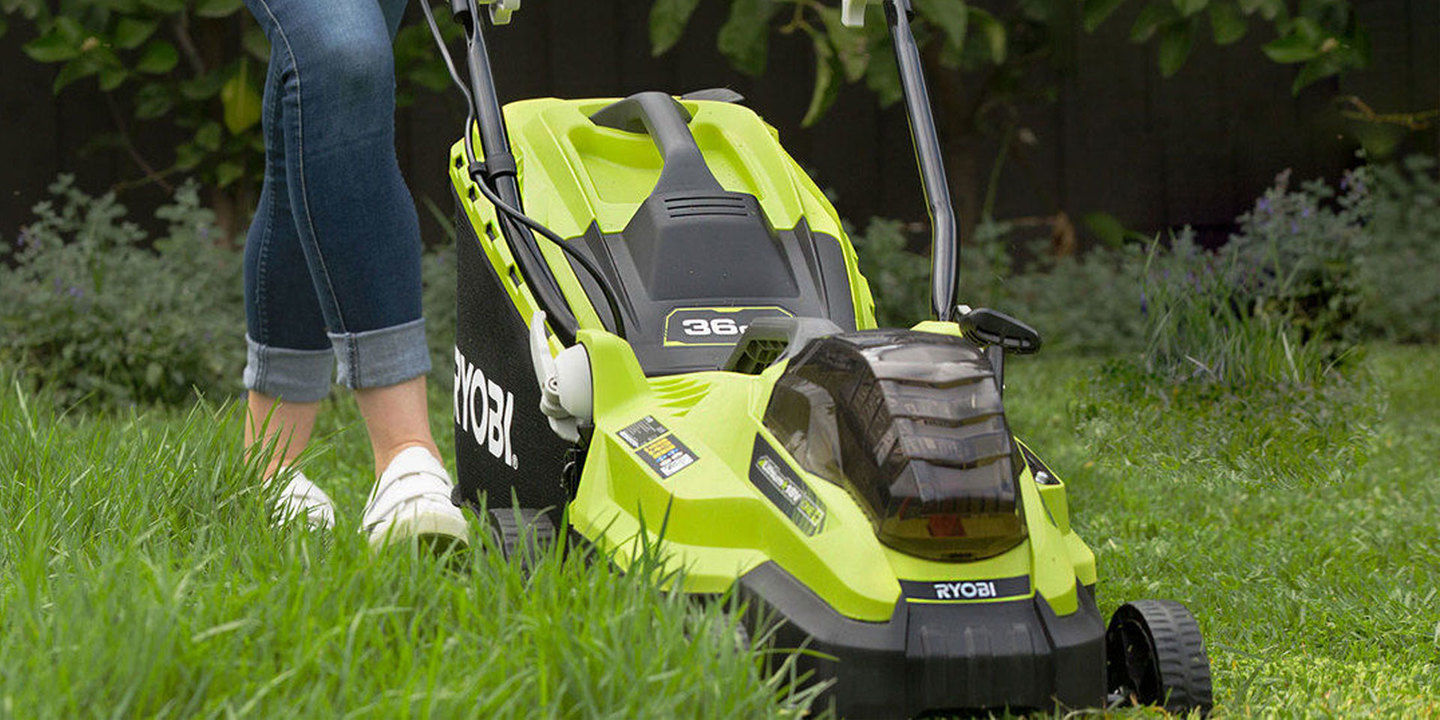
[244,335,334,403]
[329,318,431,390]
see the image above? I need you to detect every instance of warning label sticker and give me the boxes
[620,416,698,479]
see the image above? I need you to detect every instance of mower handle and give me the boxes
[841,0,961,321]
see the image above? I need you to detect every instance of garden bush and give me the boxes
[1,176,245,408]
[1355,155,1440,342]
[1137,227,1351,388]
[852,216,1147,354]
[851,156,1440,388]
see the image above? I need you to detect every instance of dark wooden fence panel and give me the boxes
[2,1,1435,248]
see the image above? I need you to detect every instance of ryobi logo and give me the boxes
[453,348,517,469]
[934,581,996,600]
[899,575,1031,603]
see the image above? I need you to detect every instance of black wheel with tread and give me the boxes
[1106,599,1213,715]
[486,508,557,571]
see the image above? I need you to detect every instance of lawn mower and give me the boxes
[423,0,1214,715]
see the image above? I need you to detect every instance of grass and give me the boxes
[3,345,1438,718]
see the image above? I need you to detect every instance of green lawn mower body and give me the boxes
[434,0,1212,716]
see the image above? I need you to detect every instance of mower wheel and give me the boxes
[486,508,557,571]
[1106,599,1213,715]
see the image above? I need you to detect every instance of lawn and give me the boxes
[2,345,1436,718]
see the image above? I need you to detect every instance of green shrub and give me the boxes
[852,216,1147,354]
[1356,156,1440,342]
[1227,168,1368,352]
[851,218,930,328]
[0,176,245,408]
[1003,244,1148,355]
[1138,228,1349,388]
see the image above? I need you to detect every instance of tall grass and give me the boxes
[1138,231,1354,389]
[0,377,822,719]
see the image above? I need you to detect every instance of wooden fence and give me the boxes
[1,0,1434,247]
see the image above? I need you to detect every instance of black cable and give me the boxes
[418,0,628,340]
[470,175,628,338]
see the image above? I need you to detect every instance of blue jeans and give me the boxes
[242,0,429,403]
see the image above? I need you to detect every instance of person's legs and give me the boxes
[355,378,439,475]
[248,0,437,476]
[244,0,464,545]
[244,30,333,480]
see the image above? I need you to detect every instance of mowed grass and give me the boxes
[2,345,1438,718]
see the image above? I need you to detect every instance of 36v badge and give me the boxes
[662,306,794,347]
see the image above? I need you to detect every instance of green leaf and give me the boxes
[1157,19,1195,76]
[1290,56,1339,94]
[913,0,968,52]
[1130,3,1179,43]
[968,8,1006,64]
[800,25,841,127]
[141,0,184,12]
[816,6,870,82]
[174,142,204,170]
[1237,0,1283,21]
[1082,211,1127,248]
[649,0,700,56]
[717,0,779,76]
[194,121,222,151]
[133,82,173,119]
[1262,32,1317,63]
[220,60,262,135]
[180,70,228,100]
[214,161,244,187]
[112,17,157,49]
[194,0,242,18]
[1172,0,1206,18]
[24,27,81,63]
[864,45,902,107]
[1208,2,1246,44]
[135,40,178,74]
[242,25,269,61]
[1082,0,1126,32]
[98,66,127,91]
[52,57,98,93]
[1,17,11,38]
[1016,0,1055,23]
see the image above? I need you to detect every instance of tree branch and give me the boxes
[103,93,175,193]
[172,10,207,76]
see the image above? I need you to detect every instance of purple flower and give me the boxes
[1301,207,1312,218]
[1140,289,1149,317]
[67,286,84,299]
[16,229,30,247]
[1257,197,1272,214]
[1289,221,1299,234]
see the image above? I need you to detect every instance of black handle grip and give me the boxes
[590,92,724,194]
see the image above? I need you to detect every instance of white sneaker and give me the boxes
[362,447,470,550]
[269,469,337,530]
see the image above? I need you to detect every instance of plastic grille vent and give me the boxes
[663,194,751,219]
[650,376,712,416]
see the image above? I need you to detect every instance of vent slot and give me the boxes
[663,194,752,219]
[650,376,713,416]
